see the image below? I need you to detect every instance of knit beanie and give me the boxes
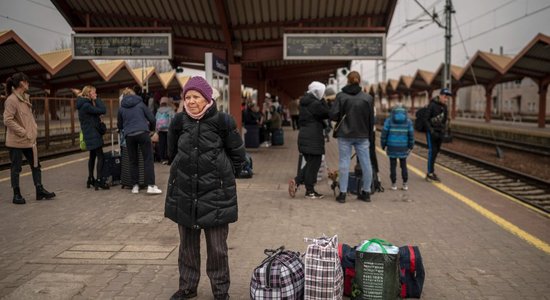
[182,76,213,102]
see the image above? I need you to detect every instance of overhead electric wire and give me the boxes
[391,0,519,46]
[387,3,550,72]
[0,14,70,37]
[23,0,57,11]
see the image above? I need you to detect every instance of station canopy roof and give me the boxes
[504,33,550,83]
[430,63,463,90]
[51,0,398,98]
[0,30,51,94]
[459,51,514,87]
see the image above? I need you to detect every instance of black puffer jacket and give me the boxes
[425,96,448,134]
[329,84,374,140]
[165,105,246,229]
[298,93,329,155]
[76,97,106,150]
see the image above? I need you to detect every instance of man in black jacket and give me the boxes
[424,88,450,182]
[329,71,375,203]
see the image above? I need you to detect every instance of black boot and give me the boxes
[36,185,56,200]
[13,187,26,205]
[86,176,96,188]
[95,178,110,190]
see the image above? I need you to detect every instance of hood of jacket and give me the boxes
[341,83,362,95]
[299,92,318,108]
[76,96,92,110]
[390,107,407,124]
[121,95,143,108]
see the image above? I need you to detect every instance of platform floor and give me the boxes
[0,128,548,299]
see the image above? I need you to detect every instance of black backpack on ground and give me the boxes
[414,106,429,132]
[399,245,425,298]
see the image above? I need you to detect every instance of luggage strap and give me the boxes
[408,245,416,277]
[261,246,285,288]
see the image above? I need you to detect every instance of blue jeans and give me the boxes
[338,138,372,193]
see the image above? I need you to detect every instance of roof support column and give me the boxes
[485,85,494,123]
[411,92,416,113]
[229,63,242,131]
[451,87,459,120]
[538,80,548,128]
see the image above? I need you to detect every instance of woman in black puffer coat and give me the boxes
[76,86,109,190]
[288,81,329,199]
[165,77,245,300]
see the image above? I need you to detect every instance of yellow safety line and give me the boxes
[376,148,550,254]
[0,157,88,183]
[408,150,550,219]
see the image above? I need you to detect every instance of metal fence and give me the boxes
[1,96,119,149]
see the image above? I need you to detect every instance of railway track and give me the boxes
[414,141,550,214]
[451,132,550,156]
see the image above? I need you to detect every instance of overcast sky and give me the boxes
[1,0,549,85]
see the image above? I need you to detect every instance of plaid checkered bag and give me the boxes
[304,235,344,300]
[250,246,305,300]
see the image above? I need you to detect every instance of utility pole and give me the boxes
[443,0,454,90]
[414,0,454,90]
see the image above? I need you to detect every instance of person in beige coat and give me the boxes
[3,72,55,204]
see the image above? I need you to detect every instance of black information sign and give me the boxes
[72,33,172,59]
[284,33,385,60]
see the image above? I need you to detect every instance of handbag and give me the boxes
[332,114,347,138]
[98,122,107,135]
[79,131,87,151]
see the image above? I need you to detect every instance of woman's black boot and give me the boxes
[36,185,56,200]
[13,187,26,205]
[95,178,110,190]
[86,176,96,188]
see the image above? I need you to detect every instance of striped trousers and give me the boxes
[178,224,230,300]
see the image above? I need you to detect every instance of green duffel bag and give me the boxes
[352,238,401,300]
[79,131,87,151]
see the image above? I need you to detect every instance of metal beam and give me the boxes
[232,14,386,30]
[241,46,282,63]
[214,0,234,63]
[283,26,386,33]
[73,27,172,32]
[173,44,226,63]
[74,10,219,30]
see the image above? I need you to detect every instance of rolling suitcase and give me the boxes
[101,132,121,186]
[120,141,145,189]
[271,128,284,145]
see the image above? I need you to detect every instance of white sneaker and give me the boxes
[391,183,397,191]
[132,185,139,194]
[147,185,162,194]
[402,183,409,191]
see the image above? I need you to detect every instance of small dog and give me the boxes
[327,168,340,196]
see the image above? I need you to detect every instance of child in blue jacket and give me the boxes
[381,105,415,190]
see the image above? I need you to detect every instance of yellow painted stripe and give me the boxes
[0,157,88,183]
[376,148,550,254]
[408,150,550,219]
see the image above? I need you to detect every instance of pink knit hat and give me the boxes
[182,76,213,102]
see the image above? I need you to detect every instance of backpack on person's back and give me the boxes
[156,110,172,131]
[414,106,429,132]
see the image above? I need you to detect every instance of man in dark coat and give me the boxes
[424,88,450,182]
[166,77,246,300]
[288,81,329,199]
[329,71,375,203]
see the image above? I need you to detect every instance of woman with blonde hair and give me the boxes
[76,85,109,189]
